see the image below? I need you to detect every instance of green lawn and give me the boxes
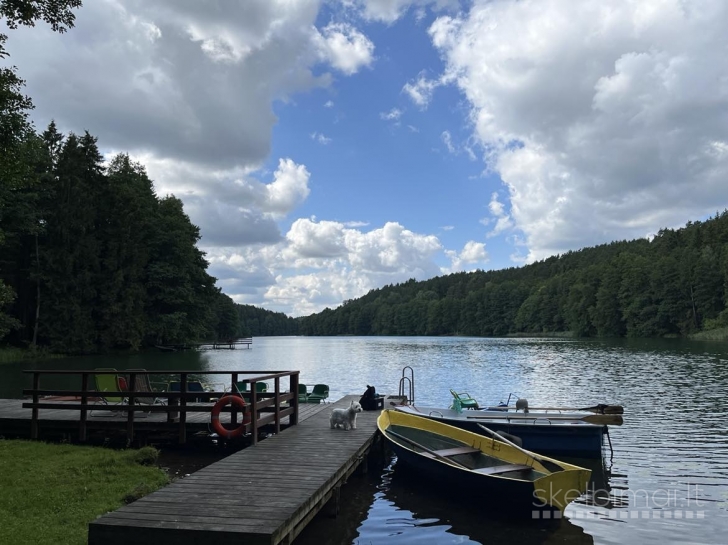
[0,440,169,545]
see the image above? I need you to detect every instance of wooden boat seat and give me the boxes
[473,464,532,476]
[431,446,481,457]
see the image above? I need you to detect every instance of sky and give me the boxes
[4,0,728,317]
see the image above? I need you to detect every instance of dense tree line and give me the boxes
[0,1,243,352]
[235,304,298,337]
[0,122,243,352]
[298,213,728,338]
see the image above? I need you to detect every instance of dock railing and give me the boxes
[22,369,299,445]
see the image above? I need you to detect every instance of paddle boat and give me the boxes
[393,403,617,458]
[378,409,591,516]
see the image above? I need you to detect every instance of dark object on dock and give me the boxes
[359,385,384,411]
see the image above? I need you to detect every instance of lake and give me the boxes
[3,336,728,544]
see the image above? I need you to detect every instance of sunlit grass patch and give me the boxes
[0,440,169,545]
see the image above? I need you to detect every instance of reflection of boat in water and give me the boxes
[378,456,596,544]
[378,409,591,516]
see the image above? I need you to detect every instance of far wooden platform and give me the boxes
[88,395,383,545]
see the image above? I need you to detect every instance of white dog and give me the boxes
[330,400,363,430]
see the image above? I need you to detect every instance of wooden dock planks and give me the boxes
[88,395,380,545]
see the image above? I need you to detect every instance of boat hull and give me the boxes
[394,406,606,458]
[378,410,591,516]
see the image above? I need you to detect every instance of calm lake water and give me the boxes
[3,336,728,544]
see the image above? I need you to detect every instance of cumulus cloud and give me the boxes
[429,0,728,262]
[219,218,446,316]
[445,240,488,273]
[314,22,375,75]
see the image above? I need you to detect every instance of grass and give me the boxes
[689,326,728,341]
[0,440,169,545]
[0,346,64,364]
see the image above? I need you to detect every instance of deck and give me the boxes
[0,397,325,443]
[88,395,383,545]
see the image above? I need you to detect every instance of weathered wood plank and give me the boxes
[88,395,381,545]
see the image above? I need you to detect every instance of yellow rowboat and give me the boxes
[378,409,591,516]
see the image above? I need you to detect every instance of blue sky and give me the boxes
[6,1,728,316]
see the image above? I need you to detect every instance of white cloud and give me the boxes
[215,218,446,316]
[429,0,728,262]
[310,131,332,145]
[441,130,455,153]
[380,107,403,121]
[324,100,334,108]
[402,72,440,108]
[355,0,460,23]
[314,22,375,75]
[444,240,488,272]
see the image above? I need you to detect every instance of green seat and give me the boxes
[298,384,309,403]
[94,368,125,406]
[450,389,479,411]
[307,384,329,404]
[236,381,268,403]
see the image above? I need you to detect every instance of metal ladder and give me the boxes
[398,366,415,405]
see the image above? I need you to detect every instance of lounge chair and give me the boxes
[92,368,125,415]
[235,381,268,403]
[307,384,329,404]
[298,384,309,403]
[450,389,479,411]
[167,380,210,403]
[126,369,165,416]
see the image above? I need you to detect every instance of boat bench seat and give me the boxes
[430,446,481,457]
[473,464,532,476]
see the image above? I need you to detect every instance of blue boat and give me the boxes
[393,405,611,458]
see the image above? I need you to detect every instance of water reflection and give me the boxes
[4,336,728,543]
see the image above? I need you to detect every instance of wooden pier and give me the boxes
[88,395,382,545]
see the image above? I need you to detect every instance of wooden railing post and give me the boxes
[230,373,239,429]
[79,373,88,442]
[290,372,299,426]
[30,372,39,439]
[179,373,188,444]
[274,377,281,434]
[251,380,258,445]
[127,372,136,443]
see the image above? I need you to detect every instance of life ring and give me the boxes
[210,395,250,439]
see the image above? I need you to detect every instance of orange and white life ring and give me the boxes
[210,395,250,439]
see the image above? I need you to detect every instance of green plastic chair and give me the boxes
[307,384,329,404]
[450,389,479,411]
[298,384,309,403]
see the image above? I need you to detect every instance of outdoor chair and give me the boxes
[235,381,268,403]
[450,389,479,411]
[298,384,309,403]
[167,380,211,403]
[126,369,166,417]
[92,368,126,415]
[307,384,329,404]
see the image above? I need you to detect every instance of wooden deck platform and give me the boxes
[0,397,328,442]
[88,395,382,545]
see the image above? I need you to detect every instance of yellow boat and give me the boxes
[378,409,591,515]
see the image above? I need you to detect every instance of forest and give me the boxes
[3,2,727,352]
[296,213,728,338]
